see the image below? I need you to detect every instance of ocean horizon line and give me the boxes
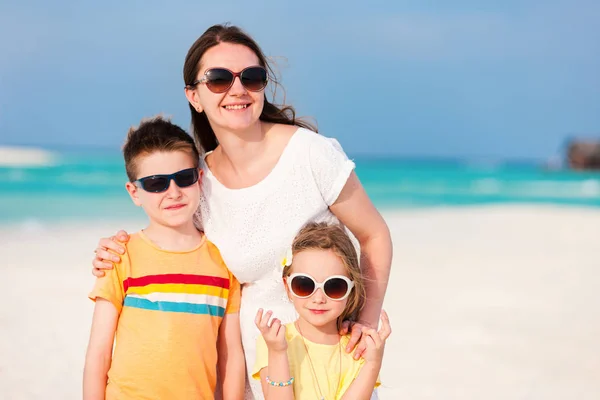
[0,143,571,169]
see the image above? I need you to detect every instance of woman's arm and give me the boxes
[92,231,130,277]
[217,313,245,400]
[340,312,391,400]
[83,298,119,400]
[330,172,393,352]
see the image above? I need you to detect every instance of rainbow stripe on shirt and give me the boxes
[123,274,230,316]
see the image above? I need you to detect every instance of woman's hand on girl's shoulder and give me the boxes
[340,320,371,360]
[360,310,391,365]
[92,230,130,277]
[255,309,287,352]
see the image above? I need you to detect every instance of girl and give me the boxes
[253,222,391,400]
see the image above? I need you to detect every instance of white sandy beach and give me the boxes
[1,205,599,399]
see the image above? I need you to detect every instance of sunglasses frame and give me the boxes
[134,168,199,193]
[187,66,268,93]
[286,273,355,301]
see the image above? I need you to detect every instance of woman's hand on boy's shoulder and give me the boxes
[255,309,287,352]
[92,230,130,277]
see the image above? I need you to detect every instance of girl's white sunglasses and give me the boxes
[286,273,354,301]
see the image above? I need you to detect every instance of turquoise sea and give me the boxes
[1,149,600,225]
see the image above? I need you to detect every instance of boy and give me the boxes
[83,116,245,399]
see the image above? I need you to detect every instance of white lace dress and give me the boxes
[196,128,355,399]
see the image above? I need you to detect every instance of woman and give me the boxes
[92,24,392,399]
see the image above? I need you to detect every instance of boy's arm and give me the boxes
[217,312,245,400]
[339,361,381,400]
[83,298,119,400]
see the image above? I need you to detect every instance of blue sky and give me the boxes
[0,0,598,160]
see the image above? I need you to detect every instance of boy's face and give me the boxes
[125,150,201,229]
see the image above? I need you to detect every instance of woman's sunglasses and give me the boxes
[187,66,268,94]
[134,168,199,193]
[286,273,355,301]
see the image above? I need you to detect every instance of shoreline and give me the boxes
[2,202,600,230]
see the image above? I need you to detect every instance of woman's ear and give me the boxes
[184,86,203,113]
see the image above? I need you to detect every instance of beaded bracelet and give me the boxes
[266,376,294,387]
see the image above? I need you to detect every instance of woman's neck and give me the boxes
[295,318,340,345]
[143,221,202,251]
[212,121,271,174]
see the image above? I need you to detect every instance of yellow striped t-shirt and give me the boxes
[89,231,240,400]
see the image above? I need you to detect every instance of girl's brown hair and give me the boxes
[183,23,317,154]
[283,222,366,330]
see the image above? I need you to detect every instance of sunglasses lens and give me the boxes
[241,67,268,91]
[141,177,169,193]
[324,278,349,299]
[174,169,198,188]
[205,68,234,93]
[290,275,315,298]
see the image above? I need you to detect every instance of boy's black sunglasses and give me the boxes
[134,168,199,193]
[186,66,268,93]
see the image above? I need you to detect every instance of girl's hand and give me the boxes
[92,230,130,277]
[255,309,287,352]
[360,310,392,365]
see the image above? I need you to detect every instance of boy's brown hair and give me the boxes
[123,116,200,181]
[282,222,366,330]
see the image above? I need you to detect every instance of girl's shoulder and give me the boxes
[283,323,355,349]
[339,334,353,349]
[284,322,299,339]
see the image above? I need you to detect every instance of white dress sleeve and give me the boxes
[308,134,356,206]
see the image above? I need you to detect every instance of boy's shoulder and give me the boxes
[122,232,233,277]
[202,238,230,269]
[123,231,217,256]
[117,231,149,258]
[126,231,202,253]
[122,231,144,249]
